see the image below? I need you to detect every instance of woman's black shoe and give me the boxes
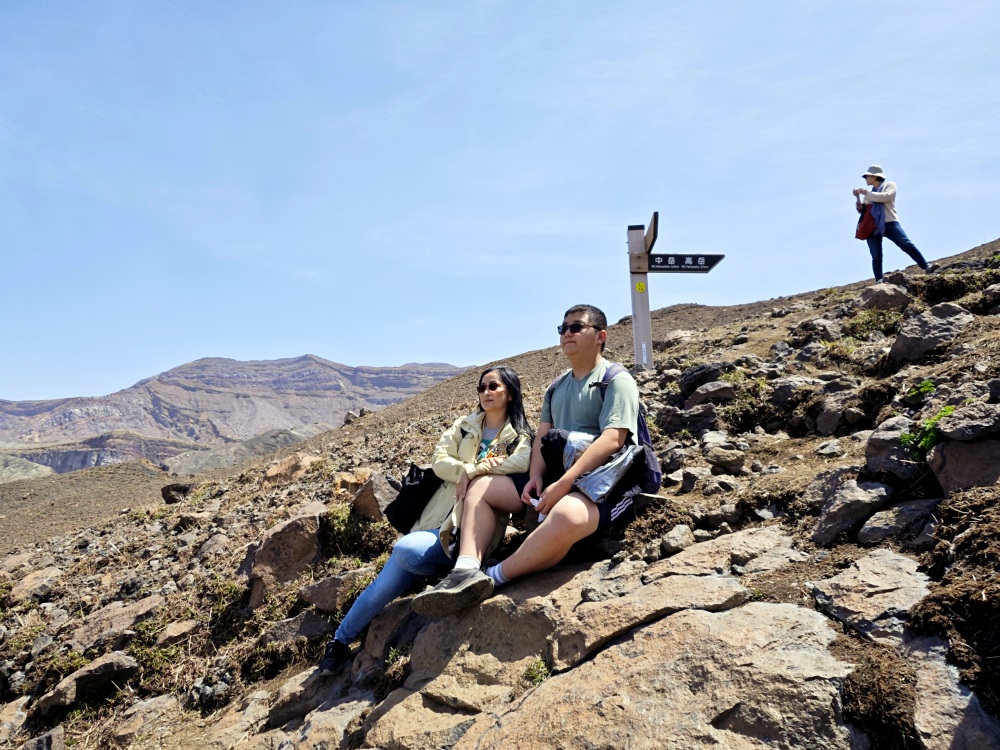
[317,639,351,677]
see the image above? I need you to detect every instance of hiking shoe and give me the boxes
[317,639,351,677]
[411,569,494,618]
[925,263,940,274]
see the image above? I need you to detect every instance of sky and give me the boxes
[2,2,998,401]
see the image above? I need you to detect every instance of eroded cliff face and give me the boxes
[3,432,204,474]
[0,355,463,447]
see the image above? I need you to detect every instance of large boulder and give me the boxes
[684,381,736,409]
[16,725,64,750]
[857,282,911,311]
[242,502,326,609]
[889,303,975,362]
[865,416,921,481]
[656,403,718,437]
[69,594,165,652]
[647,525,807,578]
[936,401,1000,441]
[263,453,324,485]
[858,498,941,545]
[6,567,62,605]
[0,697,30,744]
[809,549,929,644]
[37,652,138,715]
[902,634,1000,749]
[813,480,893,546]
[298,567,375,612]
[927,439,1000,495]
[350,473,397,522]
[110,695,179,746]
[678,362,735,399]
[448,604,854,750]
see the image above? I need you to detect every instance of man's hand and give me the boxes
[534,475,573,515]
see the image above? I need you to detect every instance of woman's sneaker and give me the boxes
[317,639,351,677]
[411,569,494,618]
[924,263,940,274]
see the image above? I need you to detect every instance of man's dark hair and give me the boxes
[564,304,607,351]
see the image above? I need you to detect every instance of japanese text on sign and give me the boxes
[647,253,724,273]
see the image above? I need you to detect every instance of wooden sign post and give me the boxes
[627,211,724,369]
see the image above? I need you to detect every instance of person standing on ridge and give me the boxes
[853,164,937,283]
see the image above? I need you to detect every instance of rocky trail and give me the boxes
[3,239,1000,749]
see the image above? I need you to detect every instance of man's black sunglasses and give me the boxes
[557,322,598,335]
[477,381,505,393]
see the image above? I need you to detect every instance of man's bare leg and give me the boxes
[499,492,599,580]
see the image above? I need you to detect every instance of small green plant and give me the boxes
[129,644,183,689]
[202,575,251,644]
[45,650,90,678]
[717,375,775,433]
[819,337,857,360]
[905,379,937,404]
[148,505,173,521]
[523,656,551,686]
[386,646,406,667]
[320,505,397,560]
[901,405,955,452]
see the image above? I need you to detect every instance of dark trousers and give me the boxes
[539,430,643,537]
[866,221,927,281]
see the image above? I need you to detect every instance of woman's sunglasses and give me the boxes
[556,322,597,335]
[477,381,505,393]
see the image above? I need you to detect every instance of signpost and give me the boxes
[628,212,725,369]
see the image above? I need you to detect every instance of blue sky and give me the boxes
[2,2,998,400]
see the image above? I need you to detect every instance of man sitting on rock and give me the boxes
[412,304,646,617]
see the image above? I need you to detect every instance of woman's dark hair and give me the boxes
[478,366,533,439]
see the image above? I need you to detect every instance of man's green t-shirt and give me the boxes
[540,359,639,444]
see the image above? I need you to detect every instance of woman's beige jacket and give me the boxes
[411,411,531,555]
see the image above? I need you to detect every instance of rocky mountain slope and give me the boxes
[162,424,333,477]
[0,356,463,479]
[3,240,1000,749]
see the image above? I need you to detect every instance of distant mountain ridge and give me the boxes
[0,355,464,475]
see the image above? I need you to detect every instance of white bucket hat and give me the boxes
[862,164,887,180]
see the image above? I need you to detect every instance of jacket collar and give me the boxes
[461,411,514,439]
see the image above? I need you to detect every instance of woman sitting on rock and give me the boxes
[317,365,533,676]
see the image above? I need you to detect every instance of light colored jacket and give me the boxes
[411,411,532,554]
[862,180,899,223]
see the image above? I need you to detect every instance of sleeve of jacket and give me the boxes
[467,433,532,478]
[864,182,896,204]
[432,417,476,483]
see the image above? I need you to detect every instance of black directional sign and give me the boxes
[648,253,725,273]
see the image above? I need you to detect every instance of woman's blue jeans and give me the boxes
[866,221,927,281]
[334,530,453,643]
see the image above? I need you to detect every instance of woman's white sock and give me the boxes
[454,555,481,571]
